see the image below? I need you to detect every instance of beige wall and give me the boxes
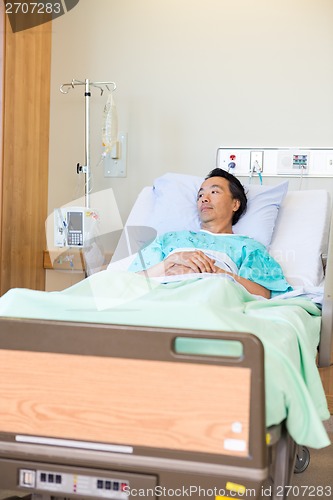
[48,0,333,225]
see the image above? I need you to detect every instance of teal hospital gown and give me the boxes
[128,230,292,295]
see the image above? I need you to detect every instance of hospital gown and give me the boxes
[129,230,292,295]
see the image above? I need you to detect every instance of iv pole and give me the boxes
[60,79,117,208]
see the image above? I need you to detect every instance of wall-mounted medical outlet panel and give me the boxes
[216,148,333,177]
[104,132,127,178]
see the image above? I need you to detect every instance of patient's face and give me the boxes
[197,177,240,228]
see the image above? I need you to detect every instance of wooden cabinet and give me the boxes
[0,9,51,294]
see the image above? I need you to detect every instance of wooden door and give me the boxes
[0,7,51,294]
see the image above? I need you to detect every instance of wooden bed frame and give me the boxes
[0,315,330,498]
[0,318,273,499]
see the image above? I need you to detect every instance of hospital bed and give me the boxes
[0,173,332,500]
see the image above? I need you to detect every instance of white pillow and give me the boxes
[126,186,156,226]
[111,188,157,263]
[270,190,331,287]
[149,173,288,247]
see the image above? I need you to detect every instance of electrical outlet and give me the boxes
[250,151,264,173]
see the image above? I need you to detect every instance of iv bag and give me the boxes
[102,92,118,154]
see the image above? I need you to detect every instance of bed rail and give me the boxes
[319,212,333,367]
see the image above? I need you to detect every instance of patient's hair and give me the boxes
[205,168,247,225]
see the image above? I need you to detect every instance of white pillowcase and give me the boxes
[149,173,288,247]
[270,190,331,287]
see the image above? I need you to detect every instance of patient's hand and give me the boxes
[165,263,230,276]
[139,250,218,279]
[140,249,271,298]
[164,250,217,274]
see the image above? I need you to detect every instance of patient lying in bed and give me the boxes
[129,168,292,299]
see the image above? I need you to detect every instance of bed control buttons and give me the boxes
[28,468,131,497]
[19,469,36,488]
[95,478,125,493]
[19,467,156,497]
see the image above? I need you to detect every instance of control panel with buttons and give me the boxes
[17,464,157,500]
[19,468,130,499]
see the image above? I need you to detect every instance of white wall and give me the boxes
[49,0,333,224]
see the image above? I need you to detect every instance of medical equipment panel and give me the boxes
[67,210,83,246]
[54,207,99,248]
[216,147,333,176]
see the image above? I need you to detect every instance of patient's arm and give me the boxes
[137,251,271,299]
[163,264,271,299]
[138,250,217,277]
[223,272,271,299]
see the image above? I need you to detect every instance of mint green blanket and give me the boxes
[0,271,330,448]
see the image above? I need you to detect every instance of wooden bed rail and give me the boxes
[0,318,267,471]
